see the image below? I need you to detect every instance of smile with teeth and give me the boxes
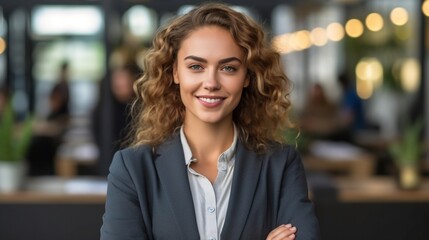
[198,97,224,103]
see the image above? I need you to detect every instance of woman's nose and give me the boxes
[203,70,220,91]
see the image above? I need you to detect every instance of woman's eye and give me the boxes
[189,65,203,71]
[222,66,236,72]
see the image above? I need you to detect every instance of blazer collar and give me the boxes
[154,133,200,239]
[221,140,262,239]
[155,133,263,240]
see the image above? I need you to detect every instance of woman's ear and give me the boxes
[244,72,251,88]
[173,62,179,84]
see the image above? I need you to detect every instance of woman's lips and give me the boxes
[197,96,225,107]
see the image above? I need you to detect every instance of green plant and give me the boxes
[0,103,33,162]
[389,118,424,167]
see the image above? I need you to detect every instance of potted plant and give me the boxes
[389,118,424,190]
[0,102,33,192]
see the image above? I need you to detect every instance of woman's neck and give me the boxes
[183,120,234,163]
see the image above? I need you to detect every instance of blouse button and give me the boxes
[220,164,227,171]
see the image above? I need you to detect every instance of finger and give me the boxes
[267,225,297,240]
[273,226,297,240]
[273,227,296,240]
[266,224,291,239]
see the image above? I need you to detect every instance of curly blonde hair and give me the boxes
[128,2,293,153]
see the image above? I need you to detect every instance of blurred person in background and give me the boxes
[101,3,320,240]
[26,61,71,176]
[110,64,139,145]
[299,82,340,140]
[47,61,70,124]
[337,72,366,139]
[299,73,368,144]
[92,61,140,176]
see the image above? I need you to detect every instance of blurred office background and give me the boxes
[0,0,428,239]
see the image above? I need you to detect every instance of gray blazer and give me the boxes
[100,133,320,240]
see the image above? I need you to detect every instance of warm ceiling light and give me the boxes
[288,30,312,51]
[272,33,291,54]
[366,13,384,32]
[390,7,408,26]
[345,19,364,38]
[423,0,429,17]
[310,27,328,46]
[0,38,6,54]
[326,22,345,41]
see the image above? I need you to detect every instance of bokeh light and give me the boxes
[310,27,328,46]
[272,33,291,54]
[356,78,374,99]
[0,38,6,54]
[355,57,383,99]
[291,30,312,51]
[326,22,345,42]
[390,7,408,26]
[345,19,364,38]
[423,0,429,17]
[366,13,384,32]
[400,58,420,92]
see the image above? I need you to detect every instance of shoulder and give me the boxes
[116,144,154,160]
[237,140,299,163]
[259,143,303,170]
[111,144,155,170]
[266,143,299,160]
[108,144,161,183]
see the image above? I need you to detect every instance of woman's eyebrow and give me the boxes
[184,55,242,64]
[218,57,242,64]
[184,55,207,63]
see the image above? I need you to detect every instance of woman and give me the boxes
[101,3,320,240]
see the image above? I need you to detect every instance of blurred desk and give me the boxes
[303,140,376,178]
[56,156,97,177]
[0,176,106,203]
[55,142,99,177]
[0,192,105,204]
[334,177,429,202]
[303,153,375,178]
[0,177,106,240]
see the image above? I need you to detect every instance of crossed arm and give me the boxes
[267,224,297,240]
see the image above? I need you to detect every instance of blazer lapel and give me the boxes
[221,141,263,239]
[154,134,199,239]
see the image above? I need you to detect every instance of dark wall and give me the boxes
[0,203,105,240]
[316,202,429,240]
[2,200,428,240]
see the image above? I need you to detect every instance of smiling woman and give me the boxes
[101,2,321,240]
[173,25,249,128]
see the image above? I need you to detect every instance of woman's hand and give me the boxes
[266,224,297,240]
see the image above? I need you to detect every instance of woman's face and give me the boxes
[173,25,249,127]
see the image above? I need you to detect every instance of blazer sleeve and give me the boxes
[277,147,321,240]
[100,150,149,240]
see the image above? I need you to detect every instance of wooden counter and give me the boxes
[303,152,376,178]
[302,140,377,178]
[334,177,429,202]
[0,176,106,204]
[0,192,105,204]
